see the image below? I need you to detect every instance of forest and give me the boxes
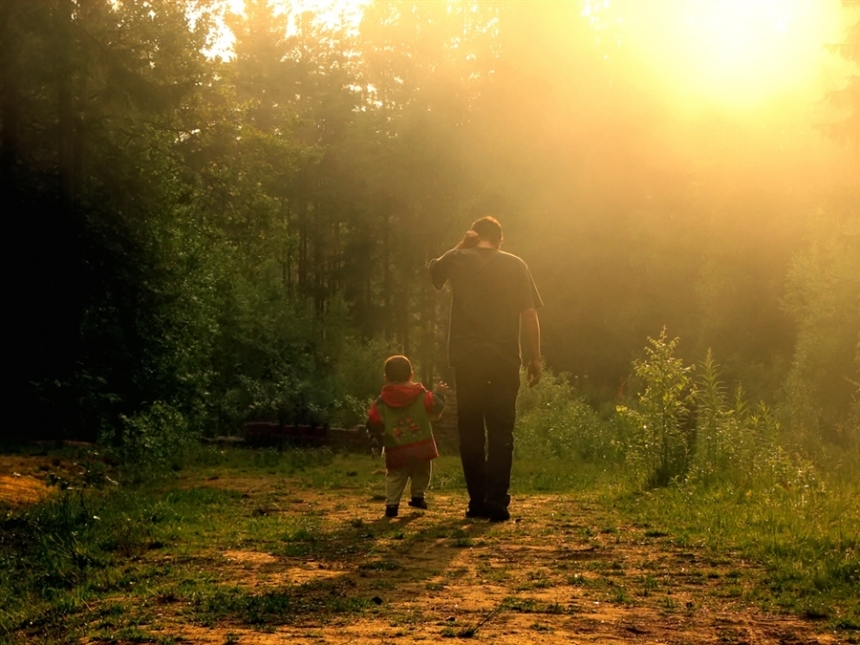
[1,2,859,642]
[2,0,858,459]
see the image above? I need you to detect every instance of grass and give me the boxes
[1,444,858,643]
[191,583,373,625]
[510,436,859,628]
[609,477,860,627]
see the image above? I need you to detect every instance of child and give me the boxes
[366,355,448,517]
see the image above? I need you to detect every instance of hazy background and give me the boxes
[3,0,858,450]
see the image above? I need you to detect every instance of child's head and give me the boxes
[384,355,413,383]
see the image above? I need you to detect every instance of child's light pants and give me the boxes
[385,460,432,506]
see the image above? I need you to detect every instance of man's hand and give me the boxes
[520,308,541,387]
[456,230,479,249]
[526,358,542,388]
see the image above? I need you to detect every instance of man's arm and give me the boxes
[456,230,479,249]
[521,307,542,387]
[429,230,479,290]
[428,256,448,290]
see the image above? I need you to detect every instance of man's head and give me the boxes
[384,355,413,383]
[470,216,503,248]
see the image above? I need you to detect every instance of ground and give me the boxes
[0,452,77,507]
[1,452,852,644]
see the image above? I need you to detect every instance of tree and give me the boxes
[825,1,860,150]
[782,218,860,449]
[4,0,219,440]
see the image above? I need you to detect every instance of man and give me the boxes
[429,216,542,521]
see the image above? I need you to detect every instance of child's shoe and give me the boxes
[385,504,399,517]
[408,497,428,510]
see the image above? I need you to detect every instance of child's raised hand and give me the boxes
[433,381,450,395]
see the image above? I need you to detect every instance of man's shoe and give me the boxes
[385,504,399,517]
[487,505,510,522]
[465,503,489,519]
[408,497,428,509]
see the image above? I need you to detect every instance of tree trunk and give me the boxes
[0,1,21,175]
[313,197,324,316]
[381,204,392,338]
[419,272,436,386]
[298,195,308,290]
[57,0,75,214]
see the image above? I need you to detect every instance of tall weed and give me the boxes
[688,351,823,496]
[617,329,696,488]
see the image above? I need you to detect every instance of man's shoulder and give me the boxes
[451,248,524,262]
[493,250,533,274]
[496,250,527,264]
[431,247,487,269]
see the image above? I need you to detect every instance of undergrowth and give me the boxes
[512,336,859,628]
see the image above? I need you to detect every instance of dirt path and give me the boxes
[1,456,848,644]
[143,478,843,645]
[0,454,72,507]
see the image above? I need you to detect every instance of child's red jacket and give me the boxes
[366,382,444,469]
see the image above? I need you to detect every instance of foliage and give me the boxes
[102,401,196,473]
[617,329,697,488]
[515,367,621,463]
[2,0,858,460]
[824,4,860,148]
[781,220,860,450]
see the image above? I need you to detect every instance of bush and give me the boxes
[327,335,399,428]
[516,367,619,463]
[101,401,196,471]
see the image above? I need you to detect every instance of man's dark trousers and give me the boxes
[454,355,520,513]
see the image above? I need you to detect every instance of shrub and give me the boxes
[101,401,196,471]
[617,328,696,488]
[516,367,619,463]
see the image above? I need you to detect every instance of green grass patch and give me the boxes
[191,583,371,626]
[612,477,860,627]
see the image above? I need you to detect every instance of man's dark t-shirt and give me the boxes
[429,248,542,368]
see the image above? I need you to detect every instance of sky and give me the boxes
[581,0,853,113]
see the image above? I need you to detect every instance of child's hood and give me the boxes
[380,382,427,408]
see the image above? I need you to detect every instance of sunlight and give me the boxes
[208,0,368,59]
[583,0,849,112]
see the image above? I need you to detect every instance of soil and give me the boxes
[0,452,82,507]
[1,454,852,644]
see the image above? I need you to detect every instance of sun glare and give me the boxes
[208,0,367,59]
[585,0,849,112]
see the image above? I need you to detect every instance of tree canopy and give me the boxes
[3,0,858,451]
